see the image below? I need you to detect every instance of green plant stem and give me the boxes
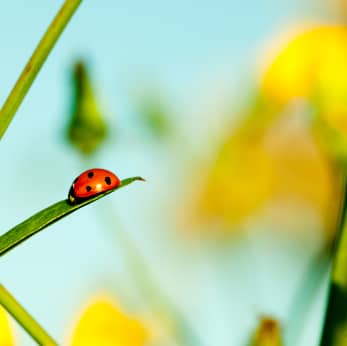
[100,203,203,346]
[320,178,347,346]
[0,284,57,345]
[0,0,82,139]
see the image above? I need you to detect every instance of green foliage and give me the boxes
[320,185,347,345]
[135,92,172,139]
[66,61,108,155]
[320,283,347,346]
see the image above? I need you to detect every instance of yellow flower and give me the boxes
[0,306,15,346]
[195,113,274,227]
[261,25,347,135]
[187,107,340,241]
[184,25,345,241]
[70,297,148,346]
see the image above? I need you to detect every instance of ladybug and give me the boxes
[68,168,121,204]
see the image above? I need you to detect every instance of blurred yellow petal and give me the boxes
[197,118,274,226]
[261,24,347,140]
[70,298,148,346]
[262,113,341,239]
[182,24,347,243]
[188,108,340,241]
[261,25,347,107]
[251,317,282,346]
[0,306,15,346]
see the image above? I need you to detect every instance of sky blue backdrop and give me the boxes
[0,1,332,345]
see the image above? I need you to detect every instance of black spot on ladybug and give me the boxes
[88,171,94,178]
[86,185,92,192]
[105,176,111,185]
[74,177,78,183]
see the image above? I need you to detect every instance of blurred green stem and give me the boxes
[0,284,58,345]
[320,177,347,346]
[0,0,82,139]
[100,202,203,346]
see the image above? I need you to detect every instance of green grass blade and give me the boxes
[0,0,82,138]
[0,177,144,257]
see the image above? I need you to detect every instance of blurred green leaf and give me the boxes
[320,179,347,346]
[0,176,144,256]
[66,61,108,155]
[135,91,172,139]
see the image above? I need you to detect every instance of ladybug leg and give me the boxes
[68,194,76,204]
[68,186,77,205]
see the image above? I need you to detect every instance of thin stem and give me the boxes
[0,0,82,139]
[320,177,347,345]
[99,202,203,346]
[0,284,58,345]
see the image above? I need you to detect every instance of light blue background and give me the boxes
[0,1,332,345]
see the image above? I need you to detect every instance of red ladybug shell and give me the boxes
[68,168,120,204]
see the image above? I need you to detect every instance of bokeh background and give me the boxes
[0,0,345,345]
